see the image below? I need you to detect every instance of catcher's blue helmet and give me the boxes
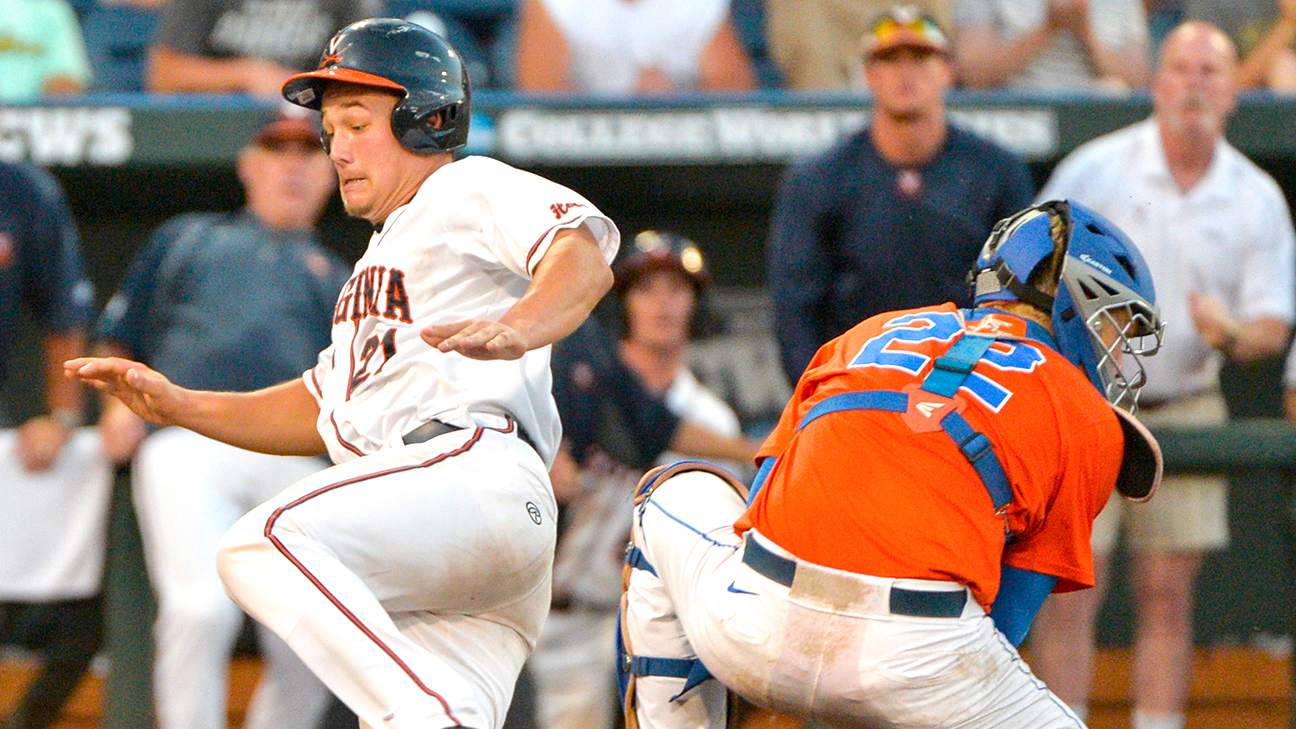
[282,18,471,154]
[970,199,1164,413]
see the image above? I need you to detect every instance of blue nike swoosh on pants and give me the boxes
[727,581,757,595]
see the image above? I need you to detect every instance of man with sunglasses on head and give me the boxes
[767,5,1034,388]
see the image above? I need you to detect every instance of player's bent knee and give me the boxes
[632,465,749,563]
[214,513,277,601]
[634,461,748,508]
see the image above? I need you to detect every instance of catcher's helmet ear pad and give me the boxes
[1112,406,1162,502]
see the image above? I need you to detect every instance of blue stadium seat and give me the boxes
[81,4,158,93]
[729,0,782,88]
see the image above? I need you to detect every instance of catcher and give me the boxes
[619,199,1165,729]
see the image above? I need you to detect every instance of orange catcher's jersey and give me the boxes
[735,304,1124,610]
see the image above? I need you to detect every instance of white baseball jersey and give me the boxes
[304,155,620,467]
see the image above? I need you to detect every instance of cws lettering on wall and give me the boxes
[0,107,133,166]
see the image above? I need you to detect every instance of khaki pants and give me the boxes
[1092,391,1229,553]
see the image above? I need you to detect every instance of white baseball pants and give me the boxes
[133,427,331,729]
[216,426,556,729]
[626,470,1087,729]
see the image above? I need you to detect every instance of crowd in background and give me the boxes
[6,3,1296,729]
[11,0,1296,100]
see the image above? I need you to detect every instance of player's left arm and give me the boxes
[64,357,327,456]
[421,225,613,360]
[988,564,1059,646]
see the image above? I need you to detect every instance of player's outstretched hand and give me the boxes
[421,320,528,360]
[64,357,187,427]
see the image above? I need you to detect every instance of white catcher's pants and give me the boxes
[627,470,1087,729]
[133,428,330,729]
[217,426,556,729]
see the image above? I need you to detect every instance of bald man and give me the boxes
[1029,21,1296,729]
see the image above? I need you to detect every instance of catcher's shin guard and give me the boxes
[619,462,749,729]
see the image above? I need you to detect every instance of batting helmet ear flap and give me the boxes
[392,84,471,153]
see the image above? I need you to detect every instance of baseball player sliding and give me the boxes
[620,200,1166,729]
[67,18,618,729]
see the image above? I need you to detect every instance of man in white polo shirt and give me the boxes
[1030,20,1296,729]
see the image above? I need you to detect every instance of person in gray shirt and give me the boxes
[145,0,370,95]
[953,0,1152,89]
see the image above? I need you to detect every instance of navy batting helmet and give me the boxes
[282,18,471,154]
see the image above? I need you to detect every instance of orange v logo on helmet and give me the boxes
[319,34,344,68]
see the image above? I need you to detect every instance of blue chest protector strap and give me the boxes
[923,334,996,398]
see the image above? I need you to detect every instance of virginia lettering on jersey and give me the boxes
[333,265,413,324]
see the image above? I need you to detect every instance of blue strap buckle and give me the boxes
[958,432,994,464]
[923,334,995,398]
[625,544,657,576]
[630,656,714,701]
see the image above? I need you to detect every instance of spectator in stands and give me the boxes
[0,162,91,474]
[764,0,951,89]
[0,161,96,729]
[0,0,92,100]
[80,0,164,94]
[94,112,350,729]
[513,0,756,94]
[531,231,757,729]
[766,6,1034,385]
[1187,0,1296,92]
[145,0,370,95]
[613,232,745,475]
[953,0,1152,90]
[1029,21,1296,729]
